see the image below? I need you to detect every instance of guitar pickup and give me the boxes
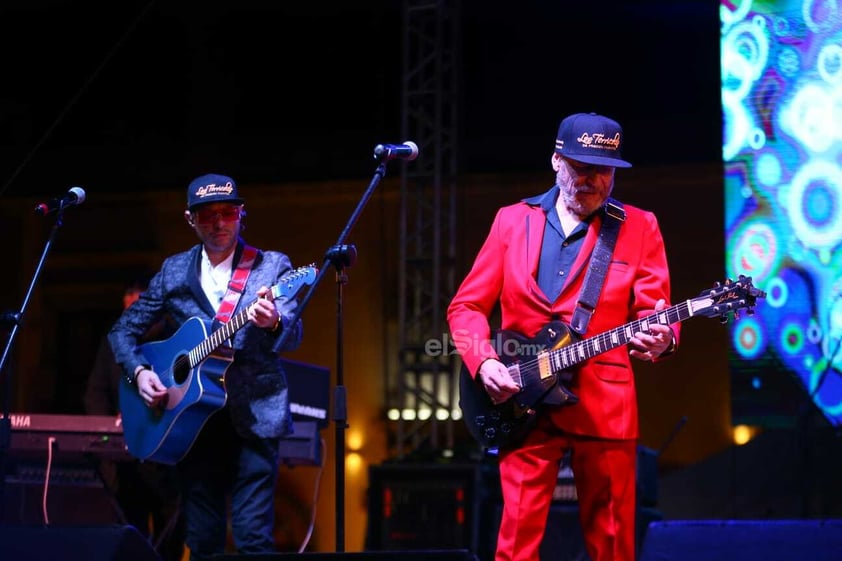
[536,351,554,381]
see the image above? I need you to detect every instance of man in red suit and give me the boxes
[448,112,680,561]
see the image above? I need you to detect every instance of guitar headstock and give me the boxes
[272,264,318,300]
[692,275,766,322]
[287,263,318,285]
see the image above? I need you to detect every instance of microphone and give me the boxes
[373,141,419,162]
[34,186,87,216]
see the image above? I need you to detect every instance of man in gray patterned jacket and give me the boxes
[109,173,304,560]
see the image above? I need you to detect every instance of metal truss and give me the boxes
[391,0,460,458]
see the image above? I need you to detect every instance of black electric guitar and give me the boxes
[459,275,766,449]
[119,264,317,464]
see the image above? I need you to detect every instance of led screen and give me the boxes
[722,1,842,427]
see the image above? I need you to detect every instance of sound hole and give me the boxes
[173,354,190,384]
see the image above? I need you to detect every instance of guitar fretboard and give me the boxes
[189,307,254,367]
[548,301,693,371]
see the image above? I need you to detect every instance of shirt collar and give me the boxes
[522,184,559,211]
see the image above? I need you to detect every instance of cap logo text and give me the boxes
[195,181,235,199]
[576,132,621,151]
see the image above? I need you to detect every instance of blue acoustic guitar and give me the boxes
[119,264,317,464]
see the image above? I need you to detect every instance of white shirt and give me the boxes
[199,247,235,312]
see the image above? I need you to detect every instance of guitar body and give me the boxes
[119,316,230,464]
[459,321,580,450]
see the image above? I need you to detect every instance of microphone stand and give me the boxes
[275,151,404,552]
[0,206,70,523]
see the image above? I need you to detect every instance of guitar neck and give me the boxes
[190,306,253,367]
[188,277,287,367]
[184,264,317,369]
[550,300,694,370]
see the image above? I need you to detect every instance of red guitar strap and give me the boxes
[215,244,258,324]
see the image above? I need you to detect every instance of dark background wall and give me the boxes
[0,1,721,197]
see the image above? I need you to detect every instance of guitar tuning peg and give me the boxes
[719,314,729,325]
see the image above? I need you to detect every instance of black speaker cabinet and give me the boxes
[365,462,659,561]
[639,520,842,561]
[0,524,161,561]
[365,463,498,554]
[3,478,122,525]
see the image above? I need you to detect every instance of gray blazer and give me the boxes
[108,240,304,440]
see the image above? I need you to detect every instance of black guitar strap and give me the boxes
[570,198,625,336]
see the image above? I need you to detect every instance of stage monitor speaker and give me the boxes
[212,550,479,560]
[0,524,161,561]
[639,520,842,561]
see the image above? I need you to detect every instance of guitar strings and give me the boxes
[513,304,687,375]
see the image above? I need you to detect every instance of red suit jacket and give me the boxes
[447,191,679,440]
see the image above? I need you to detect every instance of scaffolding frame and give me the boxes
[392,0,460,458]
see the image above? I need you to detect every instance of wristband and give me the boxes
[132,364,150,383]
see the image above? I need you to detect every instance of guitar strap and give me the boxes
[570,198,625,336]
[215,244,258,324]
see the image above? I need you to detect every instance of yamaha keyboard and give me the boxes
[2,412,130,462]
[0,413,129,487]
[1,358,330,471]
